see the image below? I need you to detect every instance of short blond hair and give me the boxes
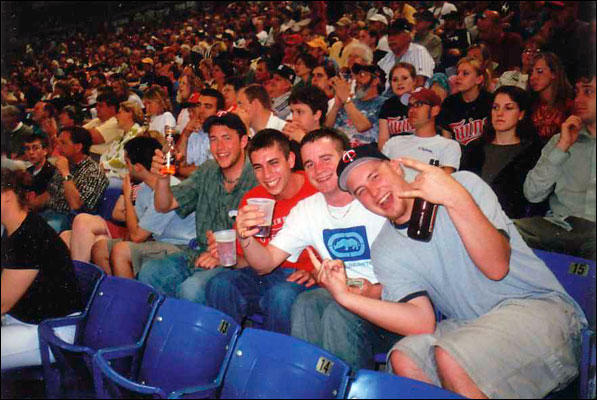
[119,101,144,124]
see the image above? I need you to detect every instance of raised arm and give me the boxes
[150,149,179,212]
[399,158,511,281]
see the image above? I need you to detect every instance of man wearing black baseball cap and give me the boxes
[414,10,442,65]
[270,65,296,120]
[325,146,586,398]
[377,18,435,89]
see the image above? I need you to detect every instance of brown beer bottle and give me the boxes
[160,125,176,175]
[407,159,440,242]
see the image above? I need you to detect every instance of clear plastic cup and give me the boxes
[246,198,276,238]
[214,229,237,267]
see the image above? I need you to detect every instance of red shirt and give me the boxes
[236,171,318,273]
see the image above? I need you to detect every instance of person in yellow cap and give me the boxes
[307,36,339,71]
[329,17,358,68]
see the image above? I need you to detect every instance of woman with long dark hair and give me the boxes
[461,85,543,218]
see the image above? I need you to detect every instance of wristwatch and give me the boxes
[345,95,354,105]
[62,174,74,182]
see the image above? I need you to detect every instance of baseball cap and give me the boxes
[273,65,296,84]
[337,145,389,192]
[336,17,353,27]
[285,34,303,46]
[351,63,386,87]
[389,18,413,34]
[186,92,201,107]
[414,10,439,25]
[400,87,442,107]
[307,37,328,52]
[368,13,388,25]
[141,57,154,65]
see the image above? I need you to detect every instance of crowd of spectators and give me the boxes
[1,1,596,398]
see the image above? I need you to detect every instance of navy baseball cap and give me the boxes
[337,145,389,192]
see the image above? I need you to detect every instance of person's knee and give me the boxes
[205,273,236,303]
[434,346,458,382]
[266,282,303,309]
[111,241,130,261]
[71,213,96,232]
[177,273,212,304]
[390,350,420,377]
[137,259,161,284]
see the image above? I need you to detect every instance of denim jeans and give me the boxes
[39,209,73,233]
[205,267,314,335]
[137,251,225,304]
[291,288,401,370]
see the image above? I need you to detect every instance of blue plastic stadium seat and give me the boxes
[1,261,105,398]
[96,186,122,221]
[220,328,351,399]
[38,276,162,398]
[342,369,464,399]
[533,249,596,399]
[92,298,241,399]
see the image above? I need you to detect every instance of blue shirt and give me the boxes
[334,96,386,147]
[372,172,587,325]
[135,179,196,245]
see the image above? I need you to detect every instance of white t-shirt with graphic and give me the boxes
[270,192,387,283]
[382,134,461,182]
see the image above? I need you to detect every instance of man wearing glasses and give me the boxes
[382,88,460,181]
[22,134,56,207]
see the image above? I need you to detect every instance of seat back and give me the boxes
[81,276,162,351]
[220,328,351,399]
[138,298,241,396]
[533,249,596,328]
[72,261,105,315]
[344,369,464,399]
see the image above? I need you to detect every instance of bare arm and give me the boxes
[399,158,511,281]
[111,195,126,221]
[344,101,373,133]
[29,192,50,211]
[87,127,106,145]
[378,119,390,151]
[122,175,152,243]
[325,96,343,128]
[1,269,39,315]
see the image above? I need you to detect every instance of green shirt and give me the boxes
[524,127,596,222]
[171,156,257,253]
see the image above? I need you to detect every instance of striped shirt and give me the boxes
[378,42,435,90]
[171,157,258,253]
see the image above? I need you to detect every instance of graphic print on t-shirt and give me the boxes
[387,116,413,136]
[449,117,487,145]
[323,226,371,261]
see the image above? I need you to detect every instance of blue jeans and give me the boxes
[205,267,314,335]
[137,251,225,304]
[39,209,73,233]
[291,288,401,370]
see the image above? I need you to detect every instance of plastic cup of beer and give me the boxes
[246,198,276,238]
[214,229,237,267]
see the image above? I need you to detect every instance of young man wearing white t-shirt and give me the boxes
[383,88,460,181]
[235,128,399,370]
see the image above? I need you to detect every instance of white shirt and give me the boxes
[150,112,177,136]
[250,112,287,137]
[382,134,461,182]
[378,43,435,89]
[176,108,191,134]
[270,193,387,283]
[377,35,391,53]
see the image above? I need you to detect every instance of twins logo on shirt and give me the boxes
[323,226,371,261]
[449,118,487,145]
[387,116,412,135]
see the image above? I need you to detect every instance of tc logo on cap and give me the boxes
[342,149,357,164]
